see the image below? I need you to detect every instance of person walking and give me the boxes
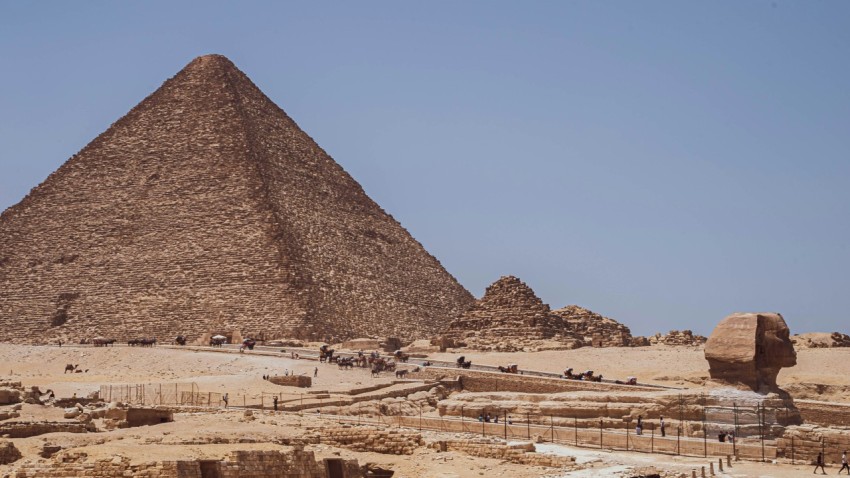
[222,393,229,408]
[314,367,318,378]
[273,396,279,411]
[636,416,643,436]
[839,450,849,475]
[660,416,666,437]
[814,451,826,474]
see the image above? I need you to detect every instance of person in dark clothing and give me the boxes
[839,450,849,475]
[660,416,665,437]
[273,396,278,411]
[814,451,826,474]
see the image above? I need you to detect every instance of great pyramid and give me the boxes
[0,54,474,344]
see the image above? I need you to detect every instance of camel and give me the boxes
[64,364,78,374]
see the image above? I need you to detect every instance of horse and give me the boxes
[394,350,410,363]
[209,338,225,347]
[174,335,187,346]
[371,366,381,378]
[140,338,157,347]
[128,339,141,346]
[395,369,408,379]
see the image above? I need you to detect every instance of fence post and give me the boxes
[626,420,629,451]
[574,416,578,446]
[461,406,464,432]
[760,403,766,462]
[677,425,681,455]
[599,419,603,449]
[504,411,507,440]
[550,415,554,443]
[527,413,530,439]
[482,415,485,436]
[651,423,654,453]
[419,404,422,431]
[703,415,707,458]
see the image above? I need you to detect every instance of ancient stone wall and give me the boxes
[0,421,94,438]
[796,400,850,428]
[434,439,576,468]
[268,375,312,388]
[12,448,359,478]
[408,367,655,394]
[0,54,473,345]
[320,426,423,455]
[777,425,850,464]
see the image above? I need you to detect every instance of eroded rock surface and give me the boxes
[704,312,796,391]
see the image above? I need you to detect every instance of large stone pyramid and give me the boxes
[0,54,473,344]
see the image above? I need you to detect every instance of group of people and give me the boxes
[477,413,512,424]
[718,430,735,443]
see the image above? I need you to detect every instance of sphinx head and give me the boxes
[705,312,796,392]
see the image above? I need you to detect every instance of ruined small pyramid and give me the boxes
[0,54,474,343]
[443,276,573,351]
[552,305,633,347]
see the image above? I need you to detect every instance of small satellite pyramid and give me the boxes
[0,55,473,343]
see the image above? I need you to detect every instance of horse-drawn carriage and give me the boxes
[456,356,472,369]
[497,364,518,374]
[241,338,256,351]
[393,350,410,363]
[319,345,335,363]
[174,335,187,346]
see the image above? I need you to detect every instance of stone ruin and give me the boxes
[441,276,636,351]
[0,54,474,344]
[552,304,634,347]
[442,276,572,351]
[648,329,707,346]
[704,312,797,392]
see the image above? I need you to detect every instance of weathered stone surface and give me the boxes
[442,276,574,351]
[268,375,312,388]
[649,330,707,346]
[704,312,797,391]
[0,54,473,344]
[552,305,634,347]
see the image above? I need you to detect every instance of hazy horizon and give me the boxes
[2,1,849,336]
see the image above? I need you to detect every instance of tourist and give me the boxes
[660,416,666,437]
[814,451,826,474]
[636,416,643,436]
[222,393,229,408]
[494,415,499,423]
[478,414,484,422]
[507,416,513,425]
[727,431,735,443]
[273,396,278,411]
[840,450,849,474]
[719,432,726,442]
[314,367,318,378]
[485,413,491,423]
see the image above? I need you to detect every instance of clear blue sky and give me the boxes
[1,1,849,336]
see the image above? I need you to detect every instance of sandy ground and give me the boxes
[430,345,850,401]
[1,343,847,477]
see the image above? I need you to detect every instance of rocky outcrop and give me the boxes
[792,332,850,348]
[442,276,577,351]
[551,305,633,347]
[650,330,707,346]
[704,312,797,391]
[0,54,473,344]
